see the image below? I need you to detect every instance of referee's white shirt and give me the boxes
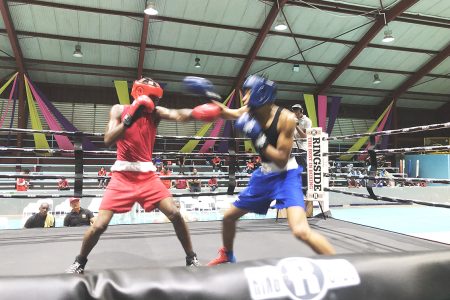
[293,115,312,151]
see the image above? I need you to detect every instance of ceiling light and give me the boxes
[274,16,287,31]
[373,73,381,85]
[382,28,395,43]
[292,64,300,72]
[73,44,83,58]
[144,2,158,15]
[194,57,201,68]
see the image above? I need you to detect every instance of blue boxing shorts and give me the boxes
[233,164,304,215]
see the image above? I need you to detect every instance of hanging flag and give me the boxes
[24,76,50,149]
[326,96,341,135]
[0,74,18,128]
[114,80,130,105]
[339,102,393,160]
[303,94,318,127]
[317,95,327,131]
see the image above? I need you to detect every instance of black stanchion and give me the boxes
[73,132,84,198]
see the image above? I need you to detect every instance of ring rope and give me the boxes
[325,173,450,184]
[325,145,450,156]
[0,174,251,180]
[325,187,450,209]
[326,122,450,141]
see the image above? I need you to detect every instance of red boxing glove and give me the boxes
[123,95,155,127]
[192,103,221,122]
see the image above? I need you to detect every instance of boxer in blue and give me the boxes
[184,75,336,265]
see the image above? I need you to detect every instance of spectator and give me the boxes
[245,159,255,174]
[188,169,201,192]
[98,167,107,189]
[24,202,55,228]
[64,197,95,227]
[154,156,163,172]
[211,155,222,172]
[160,167,173,189]
[175,172,188,189]
[104,169,113,187]
[252,155,261,168]
[58,177,70,191]
[16,169,30,192]
[208,176,218,192]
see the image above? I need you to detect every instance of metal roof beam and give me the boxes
[381,42,450,107]
[137,14,150,79]
[0,1,25,72]
[234,0,289,89]
[8,1,440,55]
[316,0,419,95]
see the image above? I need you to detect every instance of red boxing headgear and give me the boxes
[131,77,163,100]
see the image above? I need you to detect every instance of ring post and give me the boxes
[227,140,237,195]
[306,127,330,217]
[73,132,84,198]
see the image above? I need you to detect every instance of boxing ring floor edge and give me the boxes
[1,218,448,277]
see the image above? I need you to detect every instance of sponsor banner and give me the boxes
[244,257,360,300]
[306,128,325,202]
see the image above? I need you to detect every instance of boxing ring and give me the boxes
[1,123,450,300]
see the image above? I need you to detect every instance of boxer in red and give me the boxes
[66,77,221,274]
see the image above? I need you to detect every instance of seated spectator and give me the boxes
[154,156,163,172]
[160,167,173,189]
[24,202,55,228]
[58,177,70,191]
[64,197,95,227]
[245,159,255,174]
[104,169,112,187]
[188,169,201,193]
[253,155,262,168]
[16,169,30,192]
[175,172,188,189]
[98,167,107,189]
[211,155,222,172]
[208,176,218,192]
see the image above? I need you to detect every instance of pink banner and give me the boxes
[357,104,392,160]
[317,95,327,131]
[26,77,74,150]
[0,76,18,128]
[199,91,235,153]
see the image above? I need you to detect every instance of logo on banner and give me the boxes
[306,128,324,201]
[244,258,360,300]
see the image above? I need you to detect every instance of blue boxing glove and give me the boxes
[235,113,269,152]
[183,76,222,100]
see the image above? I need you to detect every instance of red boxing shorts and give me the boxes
[100,171,171,213]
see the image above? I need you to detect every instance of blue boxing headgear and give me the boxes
[243,75,277,109]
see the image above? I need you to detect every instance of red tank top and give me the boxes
[116,106,156,162]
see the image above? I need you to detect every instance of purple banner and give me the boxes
[326,96,341,135]
[217,120,232,153]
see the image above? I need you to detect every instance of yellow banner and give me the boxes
[180,91,234,153]
[24,77,50,149]
[114,80,130,105]
[339,102,393,160]
[0,72,18,95]
[303,94,318,127]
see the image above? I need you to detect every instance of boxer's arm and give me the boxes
[263,113,296,169]
[156,106,193,122]
[104,104,125,147]
[211,100,249,120]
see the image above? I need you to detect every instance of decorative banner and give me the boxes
[339,101,393,160]
[380,110,393,150]
[303,94,318,127]
[357,104,393,160]
[239,90,255,153]
[326,96,341,135]
[0,72,17,95]
[26,76,74,150]
[199,90,235,153]
[0,74,18,128]
[317,95,327,131]
[30,79,97,150]
[24,76,50,149]
[217,120,232,153]
[114,80,130,105]
[180,91,235,153]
